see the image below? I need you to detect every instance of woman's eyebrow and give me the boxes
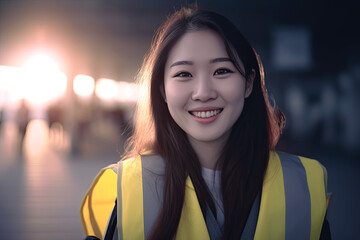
[170,61,193,68]
[169,57,232,68]
[209,57,233,64]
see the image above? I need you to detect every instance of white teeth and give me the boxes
[192,109,221,118]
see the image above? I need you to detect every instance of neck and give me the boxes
[188,135,228,170]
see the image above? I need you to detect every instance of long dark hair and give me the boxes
[124,7,284,239]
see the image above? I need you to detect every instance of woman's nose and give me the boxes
[191,76,217,102]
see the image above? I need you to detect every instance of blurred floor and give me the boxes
[0,120,118,240]
[0,120,359,239]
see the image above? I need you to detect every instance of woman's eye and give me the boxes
[214,68,233,75]
[174,72,192,78]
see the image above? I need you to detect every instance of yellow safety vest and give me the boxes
[80,151,328,240]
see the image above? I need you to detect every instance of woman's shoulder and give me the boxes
[80,163,118,236]
[114,152,165,176]
[269,151,328,191]
[270,150,324,169]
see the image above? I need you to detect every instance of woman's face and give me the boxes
[163,30,253,147]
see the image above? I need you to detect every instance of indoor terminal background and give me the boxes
[0,0,359,239]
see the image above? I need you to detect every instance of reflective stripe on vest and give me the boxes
[254,151,326,240]
[118,155,210,240]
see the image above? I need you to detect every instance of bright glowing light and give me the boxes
[0,66,24,103]
[0,66,21,92]
[0,91,4,109]
[73,74,95,97]
[116,81,139,102]
[22,54,59,72]
[95,78,118,100]
[21,54,67,105]
[0,66,13,91]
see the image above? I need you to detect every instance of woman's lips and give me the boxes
[189,108,223,123]
[189,109,222,118]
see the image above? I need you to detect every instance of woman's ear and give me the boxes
[245,69,255,98]
[160,84,167,103]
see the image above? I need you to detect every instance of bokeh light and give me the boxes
[0,66,23,104]
[95,78,118,101]
[21,53,67,105]
[116,81,138,103]
[73,74,95,98]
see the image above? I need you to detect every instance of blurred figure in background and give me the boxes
[47,103,64,130]
[73,101,93,155]
[16,99,30,155]
[337,69,360,153]
[319,77,337,147]
[284,79,308,140]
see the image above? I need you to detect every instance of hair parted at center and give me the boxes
[123,7,284,239]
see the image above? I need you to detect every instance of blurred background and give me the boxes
[0,0,358,239]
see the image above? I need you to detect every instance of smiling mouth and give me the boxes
[189,109,223,118]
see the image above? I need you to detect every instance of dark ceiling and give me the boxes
[0,0,358,80]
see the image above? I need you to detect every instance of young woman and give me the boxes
[81,8,330,240]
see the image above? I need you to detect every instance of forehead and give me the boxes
[166,30,228,64]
